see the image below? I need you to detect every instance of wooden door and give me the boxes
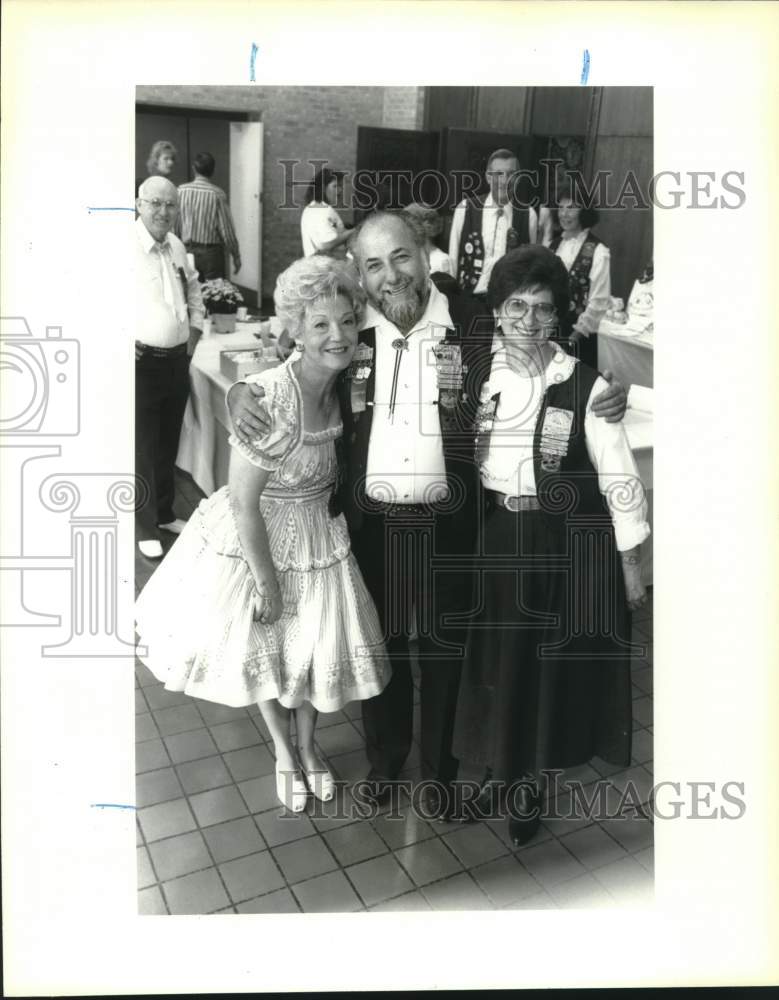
[354,126,440,220]
[187,117,231,195]
[229,122,263,303]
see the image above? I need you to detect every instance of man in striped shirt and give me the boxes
[177,151,242,281]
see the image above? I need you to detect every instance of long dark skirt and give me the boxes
[453,503,633,782]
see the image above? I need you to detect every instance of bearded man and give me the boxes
[227,210,625,817]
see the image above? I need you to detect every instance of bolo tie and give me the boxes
[388,336,409,422]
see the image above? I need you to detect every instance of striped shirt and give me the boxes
[176,176,240,258]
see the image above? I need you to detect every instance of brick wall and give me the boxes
[381,87,424,130]
[136,86,385,297]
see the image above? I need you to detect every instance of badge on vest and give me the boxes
[476,383,500,435]
[433,343,463,409]
[539,406,573,472]
[348,343,373,414]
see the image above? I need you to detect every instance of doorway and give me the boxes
[135,104,263,307]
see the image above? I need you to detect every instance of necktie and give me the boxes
[156,242,187,323]
[492,206,505,257]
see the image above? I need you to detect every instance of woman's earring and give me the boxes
[295,342,305,353]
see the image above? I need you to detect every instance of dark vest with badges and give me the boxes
[550,232,603,337]
[456,198,531,291]
[474,359,610,535]
[334,276,489,533]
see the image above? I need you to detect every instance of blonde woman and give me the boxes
[136,256,390,812]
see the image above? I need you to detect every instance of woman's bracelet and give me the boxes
[621,552,641,565]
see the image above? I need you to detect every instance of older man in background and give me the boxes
[177,151,242,282]
[135,176,204,559]
[449,147,553,297]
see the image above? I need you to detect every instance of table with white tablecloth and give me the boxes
[176,321,280,496]
[598,318,653,389]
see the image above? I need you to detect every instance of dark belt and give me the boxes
[364,497,442,518]
[186,241,222,249]
[487,490,541,512]
[135,341,188,359]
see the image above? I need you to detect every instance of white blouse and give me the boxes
[554,228,611,336]
[300,201,345,256]
[478,347,650,551]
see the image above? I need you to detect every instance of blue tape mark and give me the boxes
[87,207,135,213]
[581,49,590,85]
[250,43,259,82]
[91,803,137,810]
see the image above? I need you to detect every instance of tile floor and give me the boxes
[135,471,654,914]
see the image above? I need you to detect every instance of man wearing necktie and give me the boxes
[135,177,204,559]
[449,148,554,297]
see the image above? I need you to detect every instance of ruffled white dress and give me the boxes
[135,358,391,713]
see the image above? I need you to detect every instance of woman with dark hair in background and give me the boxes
[300,166,352,258]
[550,179,611,369]
[453,245,648,846]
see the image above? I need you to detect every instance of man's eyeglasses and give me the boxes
[140,198,177,211]
[503,299,557,323]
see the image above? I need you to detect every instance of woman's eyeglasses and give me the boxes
[503,299,557,323]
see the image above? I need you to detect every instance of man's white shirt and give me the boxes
[364,282,452,504]
[448,194,552,294]
[135,217,204,347]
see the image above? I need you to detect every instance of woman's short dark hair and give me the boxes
[306,166,345,205]
[552,178,600,229]
[487,245,571,319]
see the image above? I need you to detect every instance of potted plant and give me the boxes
[201,278,244,334]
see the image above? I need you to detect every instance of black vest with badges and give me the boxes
[532,361,611,533]
[456,198,531,291]
[550,232,603,337]
[472,358,610,535]
[334,276,489,533]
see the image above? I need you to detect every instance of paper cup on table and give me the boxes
[236,307,248,321]
[258,319,273,347]
[628,384,654,413]
[202,317,212,337]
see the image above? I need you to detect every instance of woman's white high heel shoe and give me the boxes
[275,764,308,813]
[299,753,336,802]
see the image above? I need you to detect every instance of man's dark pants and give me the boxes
[186,242,225,282]
[135,345,190,540]
[351,502,472,786]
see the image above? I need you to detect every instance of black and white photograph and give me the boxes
[132,84,656,916]
[2,1,778,994]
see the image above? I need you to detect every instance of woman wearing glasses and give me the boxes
[453,246,649,846]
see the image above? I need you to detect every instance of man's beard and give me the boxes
[378,278,426,331]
